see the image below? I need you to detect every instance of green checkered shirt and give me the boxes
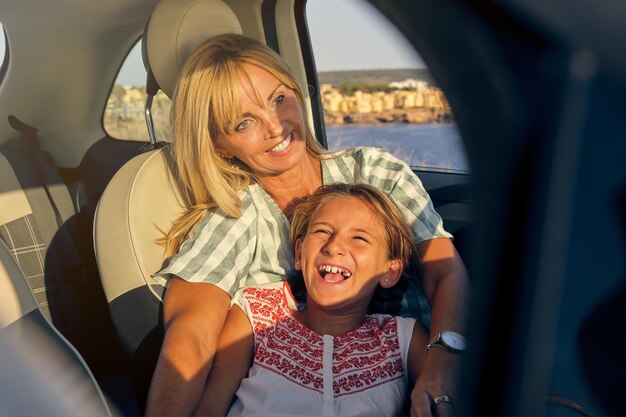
[155,147,452,324]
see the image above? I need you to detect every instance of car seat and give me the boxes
[0,239,113,417]
[93,0,242,411]
[0,123,123,382]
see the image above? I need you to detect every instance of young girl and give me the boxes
[194,183,429,417]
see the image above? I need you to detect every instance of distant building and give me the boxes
[388,78,429,90]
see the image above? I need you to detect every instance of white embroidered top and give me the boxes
[229,281,417,417]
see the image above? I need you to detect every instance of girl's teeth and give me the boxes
[318,265,352,278]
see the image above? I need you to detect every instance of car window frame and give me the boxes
[0,25,9,87]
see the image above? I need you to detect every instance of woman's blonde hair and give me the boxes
[159,33,327,257]
[288,183,416,314]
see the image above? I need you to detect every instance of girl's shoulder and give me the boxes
[237,281,296,310]
[240,281,285,298]
[235,281,296,325]
[368,313,417,333]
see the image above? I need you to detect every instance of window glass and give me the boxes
[306,0,469,173]
[103,41,172,141]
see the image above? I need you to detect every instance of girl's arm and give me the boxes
[193,304,254,417]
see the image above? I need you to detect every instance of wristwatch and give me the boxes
[425,331,467,353]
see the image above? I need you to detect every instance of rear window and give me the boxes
[103,41,172,142]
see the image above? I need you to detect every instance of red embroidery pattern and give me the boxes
[242,286,405,397]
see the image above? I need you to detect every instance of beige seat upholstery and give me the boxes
[94,149,181,411]
[95,150,183,303]
[93,0,242,410]
[146,0,243,99]
[0,239,113,417]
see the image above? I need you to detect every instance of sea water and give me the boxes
[325,123,469,173]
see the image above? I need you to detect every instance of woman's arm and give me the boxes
[410,237,470,417]
[407,321,429,385]
[193,305,254,416]
[145,277,231,417]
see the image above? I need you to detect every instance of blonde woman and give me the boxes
[146,33,469,417]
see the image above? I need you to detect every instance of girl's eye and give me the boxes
[353,235,369,243]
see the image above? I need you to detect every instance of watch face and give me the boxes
[441,331,467,351]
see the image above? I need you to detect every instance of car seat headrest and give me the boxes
[144,0,243,99]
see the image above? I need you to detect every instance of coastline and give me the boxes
[323,108,453,125]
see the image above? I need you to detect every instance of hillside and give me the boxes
[317,68,435,86]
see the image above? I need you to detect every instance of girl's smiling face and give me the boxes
[214,63,308,179]
[295,196,402,314]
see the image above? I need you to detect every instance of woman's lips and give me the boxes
[266,132,292,154]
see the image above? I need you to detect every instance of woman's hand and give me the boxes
[410,348,461,417]
[412,238,469,416]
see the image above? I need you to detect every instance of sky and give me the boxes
[0,0,424,86]
[306,0,424,72]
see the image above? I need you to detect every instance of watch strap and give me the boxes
[424,341,455,353]
[424,331,465,353]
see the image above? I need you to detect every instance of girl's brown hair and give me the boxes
[288,183,416,314]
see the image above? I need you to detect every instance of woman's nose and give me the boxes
[264,112,283,138]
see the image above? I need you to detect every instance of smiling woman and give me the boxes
[212,63,313,184]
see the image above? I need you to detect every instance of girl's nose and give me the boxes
[323,236,346,256]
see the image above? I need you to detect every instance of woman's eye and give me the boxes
[235,120,251,131]
[273,94,285,105]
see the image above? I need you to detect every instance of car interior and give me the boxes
[1,0,625,416]
[0,236,112,416]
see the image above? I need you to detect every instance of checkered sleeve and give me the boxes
[153,198,258,297]
[331,147,452,243]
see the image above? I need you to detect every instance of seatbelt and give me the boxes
[8,115,66,230]
[5,115,92,343]
[7,115,87,287]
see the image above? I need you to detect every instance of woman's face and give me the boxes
[295,196,401,314]
[215,63,308,178]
